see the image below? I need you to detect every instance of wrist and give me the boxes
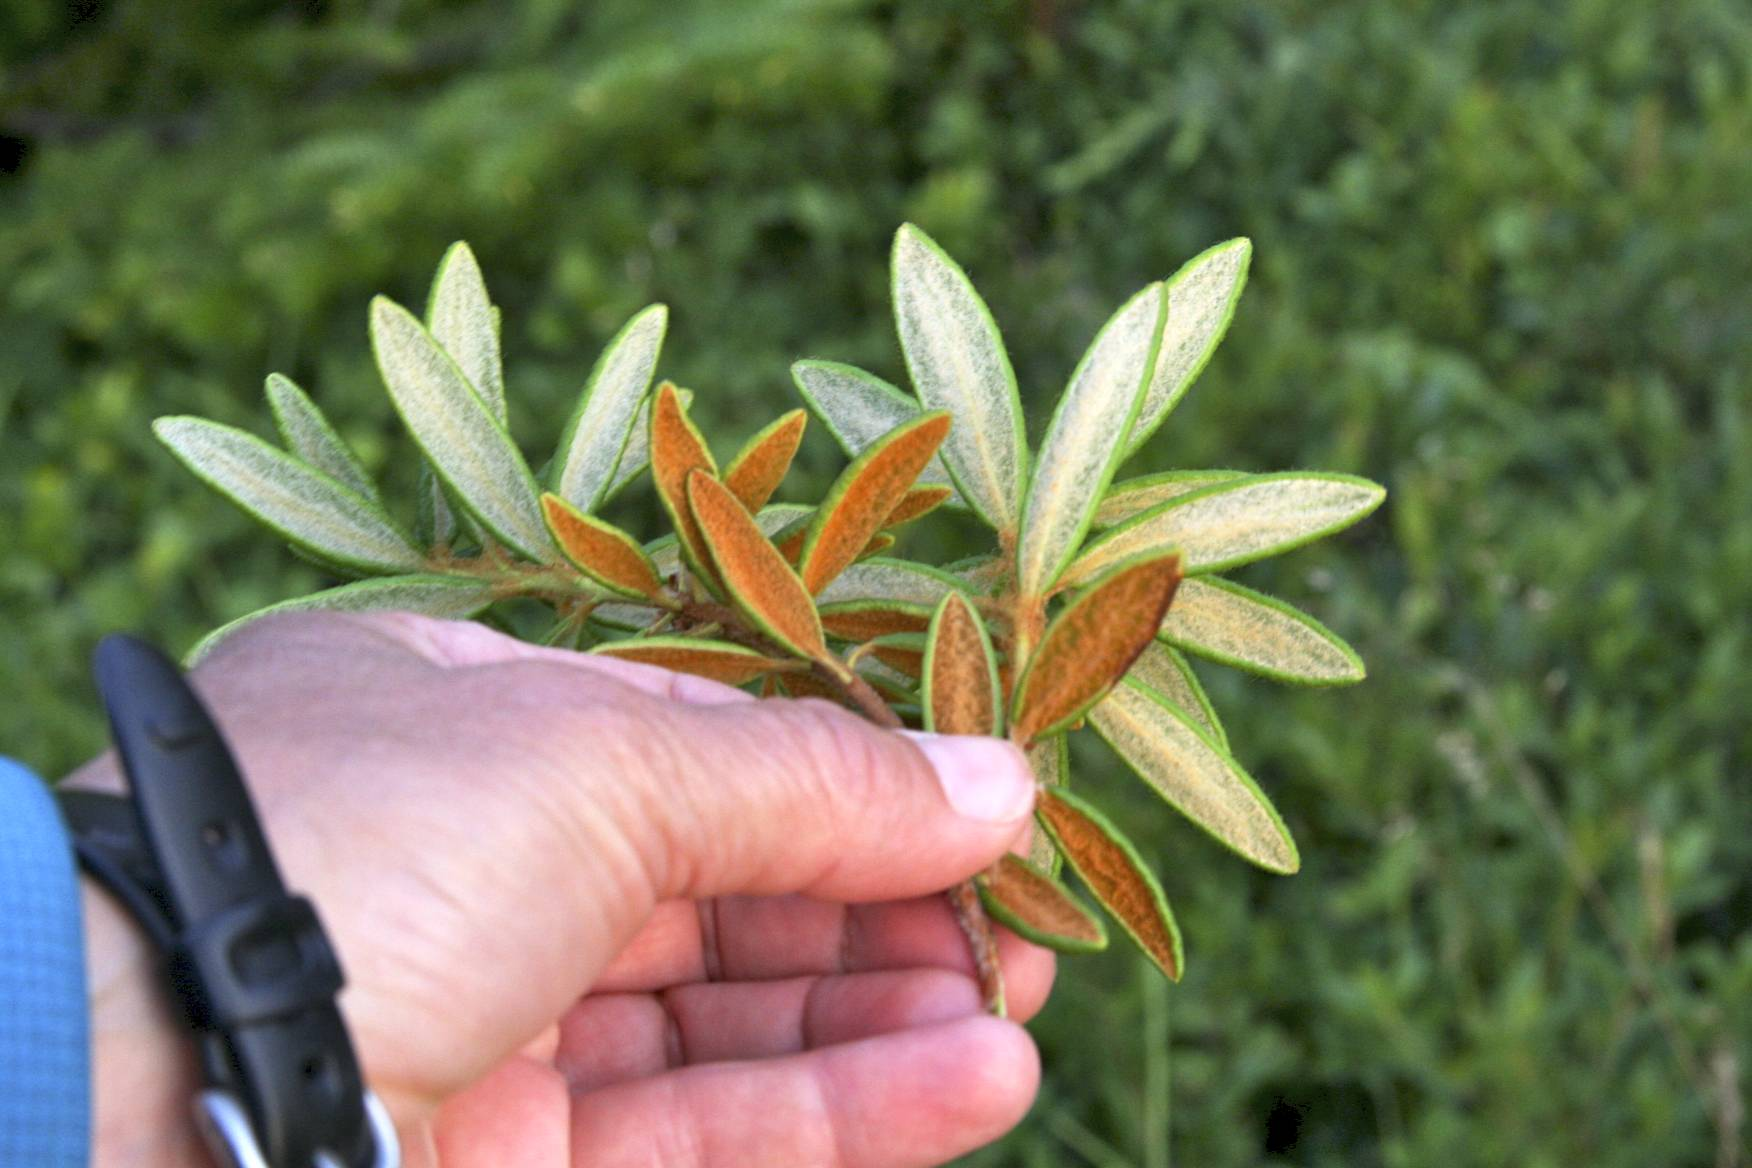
[83,880,206,1168]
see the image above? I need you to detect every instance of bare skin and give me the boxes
[70,612,1053,1167]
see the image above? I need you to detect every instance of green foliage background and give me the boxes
[3,1,1747,1163]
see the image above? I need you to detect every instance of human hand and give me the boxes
[70,612,1053,1167]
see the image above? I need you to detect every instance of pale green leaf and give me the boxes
[815,557,966,607]
[370,296,550,560]
[1016,282,1165,596]
[791,360,959,499]
[1160,576,1365,685]
[1125,642,1227,749]
[1064,472,1386,585]
[1091,678,1298,873]
[1093,470,1249,529]
[553,304,668,511]
[426,241,505,422]
[155,416,422,576]
[1124,238,1252,459]
[1025,736,1069,876]
[186,574,497,665]
[264,373,378,502]
[891,224,1027,531]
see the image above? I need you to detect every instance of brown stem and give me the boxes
[828,662,904,728]
[949,879,1007,1015]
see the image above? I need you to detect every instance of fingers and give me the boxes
[557,961,1053,1095]
[568,1015,1038,1168]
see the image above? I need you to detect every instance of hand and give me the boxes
[70,612,1053,1167]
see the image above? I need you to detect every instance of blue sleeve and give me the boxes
[0,758,90,1167]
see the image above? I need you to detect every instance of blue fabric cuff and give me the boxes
[0,758,90,1167]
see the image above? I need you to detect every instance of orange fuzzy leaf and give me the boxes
[724,409,807,512]
[978,854,1107,953]
[883,484,954,529]
[1037,787,1182,980]
[1011,550,1184,744]
[775,525,807,564]
[819,601,933,642]
[862,633,925,678]
[799,412,951,594]
[649,382,720,583]
[857,532,896,561]
[686,470,828,661]
[592,637,792,685]
[775,671,844,701]
[923,593,1000,736]
[541,494,663,600]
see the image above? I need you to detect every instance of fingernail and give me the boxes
[903,731,1035,823]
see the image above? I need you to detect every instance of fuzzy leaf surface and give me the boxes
[426,241,505,422]
[856,533,896,561]
[553,304,668,510]
[1092,678,1298,873]
[883,485,954,529]
[1011,550,1184,743]
[800,412,951,594]
[649,382,721,582]
[1124,239,1252,459]
[978,854,1107,953]
[865,632,926,679]
[592,637,791,685]
[891,225,1026,531]
[264,374,378,502]
[155,417,422,575]
[1125,642,1227,749]
[1037,786,1183,981]
[724,409,807,513]
[1160,577,1365,685]
[1065,473,1386,585]
[186,575,497,665]
[1016,282,1165,596]
[1093,470,1249,529]
[369,296,549,560]
[791,360,959,497]
[816,558,965,608]
[1024,737,1068,875]
[819,601,934,642]
[541,494,663,601]
[687,471,827,661]
[922,593,1001,737]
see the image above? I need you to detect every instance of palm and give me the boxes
[427,893,1054,1167]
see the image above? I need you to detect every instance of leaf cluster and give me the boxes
[155,227,1382,986]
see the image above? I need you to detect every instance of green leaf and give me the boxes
[369,296,550,560]
[1125,642,1227,750]
[815,557,967,607]
[1091,678,1298,874]
[154,416,422,576]
[264,374,378,502]
[1036,786,1184,981]
[426,241,506,422]
[977,854,1108,953]
[922,593,1002,737]
[415,463,456,547]
[1123,238,1252,459]
[552,304,668,511]
[1161,576,1366,685]
[186,574,498,665]
[1016,282,1165,596]
[1025,736,1069,876]
[1093,470,1250,529]
[1064,472,1387,585]
[790,360,960,499]
[603,388,693,502]
[891,224,1027,532]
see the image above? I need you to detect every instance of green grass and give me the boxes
[3,2,1747,1163]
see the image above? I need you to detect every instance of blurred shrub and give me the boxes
[3,1,1747,1163]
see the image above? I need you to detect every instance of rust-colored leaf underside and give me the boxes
[982,854,1106,949]
[724,409,807,513]
[858,533,896,560]
[925,593,999,736]
[868,635,925,679]
[593,637,791,685]
[686,470,827,661]
[650,382,720,580]
[1037,787,1182,980]
[884,484,954,528]
[800,412,951,594]
[1011,550,1184,743]
[819,602,933,642]
[541,493,662,599]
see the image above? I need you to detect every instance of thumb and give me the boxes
[608,695,1036,905]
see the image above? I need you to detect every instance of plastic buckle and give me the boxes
[196,1089,401,1168]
